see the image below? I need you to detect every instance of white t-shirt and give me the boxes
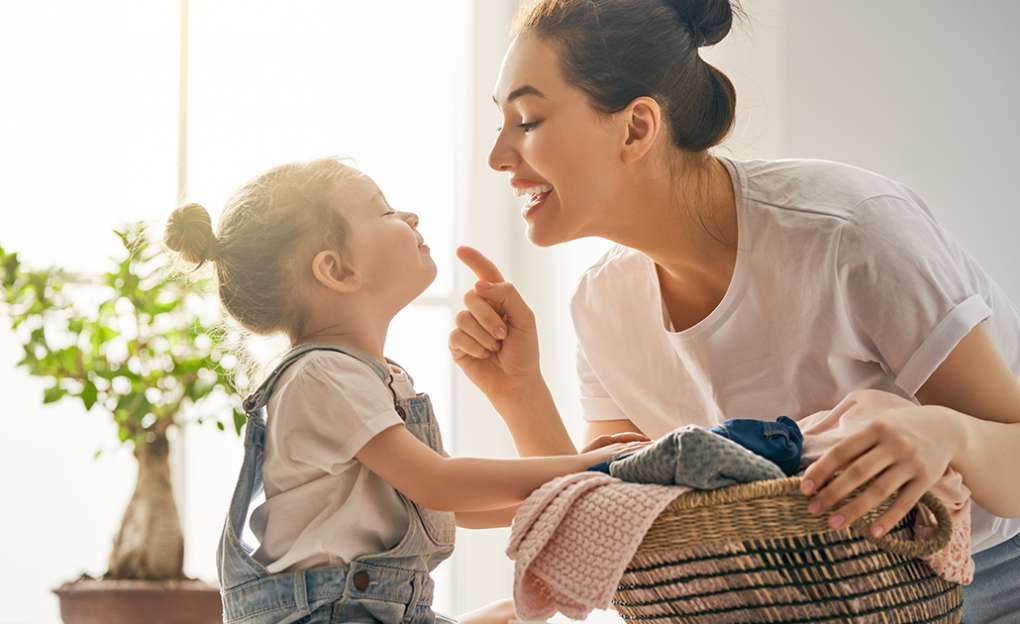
[250,351,411,573]
[571,156,1020,554]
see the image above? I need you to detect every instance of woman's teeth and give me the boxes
[513,183,553,199]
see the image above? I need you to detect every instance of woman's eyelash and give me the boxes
[495,121,542,133]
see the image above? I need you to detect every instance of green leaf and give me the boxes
[233,409,246,436]
[43,385,66,404]
[59,347,81,376]
[81,380,98,410]
[1,251,19,288]
[215,420,225,432]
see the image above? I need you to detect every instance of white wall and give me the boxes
[778,0,1020,302]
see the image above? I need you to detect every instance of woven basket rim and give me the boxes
[656,476,952,559]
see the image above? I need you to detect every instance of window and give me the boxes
[2,1,470,618]
[185,0,469,611]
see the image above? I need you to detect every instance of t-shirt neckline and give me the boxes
[650,155,749,341]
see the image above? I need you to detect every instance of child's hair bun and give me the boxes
[165,202,220,266]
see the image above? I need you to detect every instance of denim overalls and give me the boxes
[216,343,457,624]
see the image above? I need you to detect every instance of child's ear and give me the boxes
[311,249,361,293]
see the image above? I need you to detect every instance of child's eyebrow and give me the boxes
[373,190,394,211]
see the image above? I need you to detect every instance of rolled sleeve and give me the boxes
[839,194,992,396]
[895,294,991,395]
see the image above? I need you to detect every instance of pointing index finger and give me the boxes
[457,245,505,283]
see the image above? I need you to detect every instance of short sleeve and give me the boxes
[838,194,991,396]
[577,342,628,422]
[269,353,403,472]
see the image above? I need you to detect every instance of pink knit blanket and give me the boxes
[506,472,683,620]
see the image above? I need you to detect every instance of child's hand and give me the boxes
[450,246,541,397]
[581,431,651,453]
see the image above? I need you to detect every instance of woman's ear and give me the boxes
[310,249,361,293]
[620,96,663,164]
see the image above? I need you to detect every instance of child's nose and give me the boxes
[403,212,419,228]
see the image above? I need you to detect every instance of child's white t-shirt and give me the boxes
[571,157,1020,554]
[250,350,412,573]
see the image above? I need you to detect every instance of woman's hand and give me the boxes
[581,431,651,452]
[800,405,959,538]
[580,439,652,468]
[449,246,541,398]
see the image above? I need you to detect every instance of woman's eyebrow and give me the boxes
[492,84,546,106]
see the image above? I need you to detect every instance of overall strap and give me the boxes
[241,343,392,415]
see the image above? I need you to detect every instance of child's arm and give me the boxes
[450,429,651,527]
[356,424,642,512]
[455,505,519,529]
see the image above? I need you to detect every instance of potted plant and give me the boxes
[0,223,249,624]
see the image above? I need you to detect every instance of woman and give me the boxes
[448,0,1020,621]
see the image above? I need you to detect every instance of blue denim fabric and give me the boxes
[586,451,636,475]
[961,533,1020,623]
[216,343,457,624]
[709,415,803,476]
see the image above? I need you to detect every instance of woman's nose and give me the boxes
[488,131,519,172]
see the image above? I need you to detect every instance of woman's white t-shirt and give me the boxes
[571,157,1020,554]
[250,351,411,573]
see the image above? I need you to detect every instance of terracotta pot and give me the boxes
[53,578,222,624]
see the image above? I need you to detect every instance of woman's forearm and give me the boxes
[941,406,1020,517]
[488,375,576,456]
[455,504,520,529]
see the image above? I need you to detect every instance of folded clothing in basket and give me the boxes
[800,389,974,585]
[608,425,786,488]
[506,472,682,621]
[710,415,804,475]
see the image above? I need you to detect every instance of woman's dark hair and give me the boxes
[515,0,741,152]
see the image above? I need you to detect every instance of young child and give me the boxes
[164,158,644,624]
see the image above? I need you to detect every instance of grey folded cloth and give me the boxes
[609,425,785,489]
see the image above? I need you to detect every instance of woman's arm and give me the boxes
[584,418,647,448]
[450,246,576,455]
[455,505,520,529]
[450,247,649,456]
[802,324,1020,536]
[356,423,642,512]
[484,375,575,455]
[915,324,1020,517]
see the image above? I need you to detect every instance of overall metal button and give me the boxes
[352,570,370,591]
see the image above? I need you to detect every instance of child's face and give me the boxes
[341,174,436,303]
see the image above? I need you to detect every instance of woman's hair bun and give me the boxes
[665,0,736,47]
[165,202,220,266]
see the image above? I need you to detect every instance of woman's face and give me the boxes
[489,35,626,247]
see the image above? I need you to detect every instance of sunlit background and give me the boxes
[2,1,1018,622]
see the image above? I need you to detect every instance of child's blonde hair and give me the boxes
[164,157,358,342]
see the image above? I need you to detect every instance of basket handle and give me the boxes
[850,491,953,559]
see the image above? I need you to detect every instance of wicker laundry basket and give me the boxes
[613,476,961,623]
